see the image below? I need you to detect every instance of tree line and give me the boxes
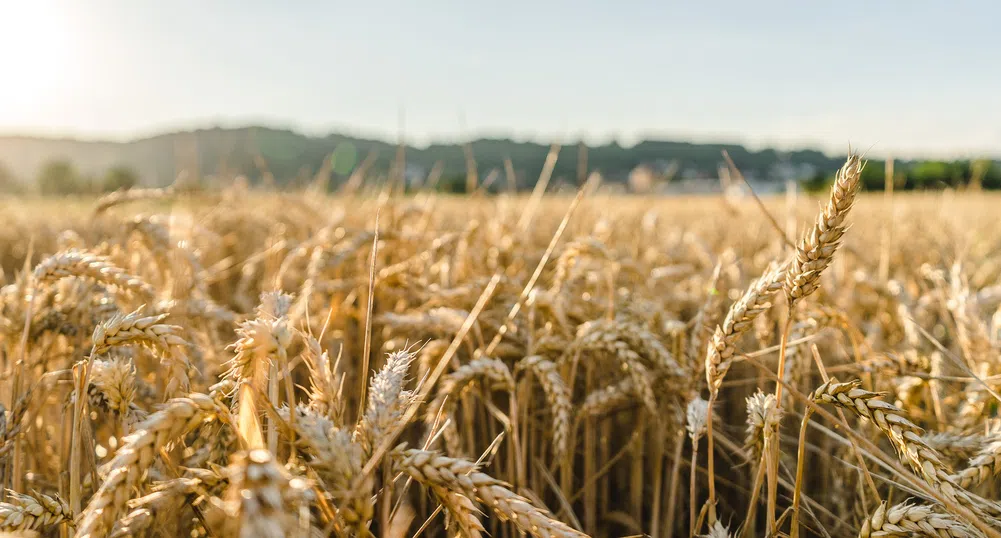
[2,155,1000,195]
[803,158,1001,192]
[0,160,139,195]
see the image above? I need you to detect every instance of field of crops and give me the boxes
[2,156,1001,538]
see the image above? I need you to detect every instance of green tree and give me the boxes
[981,161,1001,190]
[37,160,82,195]
[437,174,468,194]
[859,159,886,191]
[801,171,832,193]
[101,166,138,192]
[905,161,945,189]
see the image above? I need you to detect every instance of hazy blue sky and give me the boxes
[1,0,999,157]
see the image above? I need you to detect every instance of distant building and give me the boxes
[771,162,817,183]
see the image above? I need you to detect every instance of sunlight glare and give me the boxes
[0,2,72,111]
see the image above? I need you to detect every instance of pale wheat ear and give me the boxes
[92,307,192,397]
[224,449,297,538]
[859,501,974,538]
[33,249,155,301]
[0,489,72,533]
[392,447,587,538]
[743,391,782,463]
[355,348,417,455]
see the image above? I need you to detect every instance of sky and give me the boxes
[1,0,999,158]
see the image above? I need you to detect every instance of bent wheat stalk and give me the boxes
[393,447,588,538]
[76,386,232,538]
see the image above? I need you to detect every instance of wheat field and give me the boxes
[1,157,1001,538]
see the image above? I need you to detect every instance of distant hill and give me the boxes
[0,126,846,189]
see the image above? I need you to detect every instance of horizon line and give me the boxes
[0,122,988,162]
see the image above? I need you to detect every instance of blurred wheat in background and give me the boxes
[2,152,1001,538]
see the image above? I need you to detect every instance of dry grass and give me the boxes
[2,162,1001,538]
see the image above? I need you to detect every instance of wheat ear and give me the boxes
[744,390,782,464]
[784,153,865,307]
[426,357,514,454]
[225,449,296,538]
[355,349,417,455]
[858,501,974,538]
[33,249,155,299]
[225,305,293,450]
[0,490,72,532]
[811,378,994,517]
[517,355,572,460]
[949,436,1001,490]
[579,378,637,419]
[706,263,784,397]
[393,447,588,538]
[431,485,485,538]
[93,184,177,215]
[701,520,731,538]
[93,307,192,397]
[75,386,232,538]
[87,357,146,432]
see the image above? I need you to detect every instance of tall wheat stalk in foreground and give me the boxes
[770,153,864,534]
